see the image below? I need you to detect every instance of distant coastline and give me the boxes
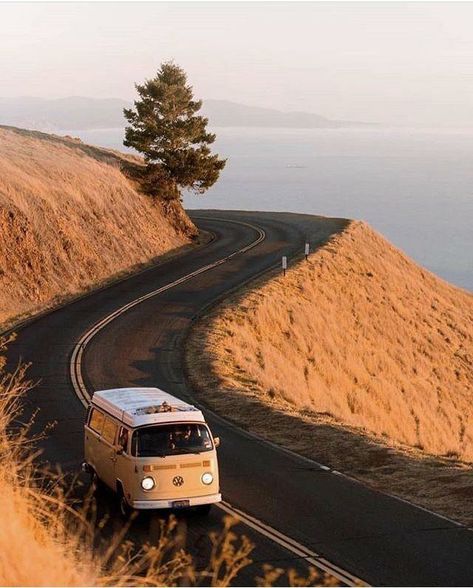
[0,96,375,132]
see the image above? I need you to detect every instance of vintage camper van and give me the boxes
[82,387,221,515]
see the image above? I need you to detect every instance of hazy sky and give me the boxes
[2,1,473,125]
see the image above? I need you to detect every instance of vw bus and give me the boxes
[82,387,221,515]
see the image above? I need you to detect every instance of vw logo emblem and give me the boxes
[173,475,184,487]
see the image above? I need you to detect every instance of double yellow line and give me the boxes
[69,216,364,587]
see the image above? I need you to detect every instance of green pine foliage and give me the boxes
[124,62,226,200]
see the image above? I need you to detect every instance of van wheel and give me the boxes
[119,495,132,518]
[117,486,133,519]
[90,470,103,495]
[195,504,212,516]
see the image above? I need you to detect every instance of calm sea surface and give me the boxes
[68,127,473,291]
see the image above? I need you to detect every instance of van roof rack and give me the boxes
[91,387,204,427]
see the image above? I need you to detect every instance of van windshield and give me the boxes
[131,423,213,457]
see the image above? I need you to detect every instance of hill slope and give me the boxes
[191,221,473,460]
[0,125,195,328]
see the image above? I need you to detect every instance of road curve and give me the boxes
[6,210,473,586]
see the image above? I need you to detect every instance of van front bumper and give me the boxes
[131,492,222,510]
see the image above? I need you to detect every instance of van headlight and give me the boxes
[201,472,213,485]
[141,476,155,491]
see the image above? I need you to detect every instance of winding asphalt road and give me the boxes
[6,210,473,586]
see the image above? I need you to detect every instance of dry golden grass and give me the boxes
[0,125,196,329]
[188,220,473,524]
[0,335,94,585]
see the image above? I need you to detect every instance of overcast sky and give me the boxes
[2,1,473,125]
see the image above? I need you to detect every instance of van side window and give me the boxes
[102,416,118,445]
[89,408,105,434]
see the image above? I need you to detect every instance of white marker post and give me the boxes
[305,242,310,260]
[282,255,287,276]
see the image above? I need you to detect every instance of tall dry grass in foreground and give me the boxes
[0,335,94,585]
[0,336,331,586]
[0,125,196,329]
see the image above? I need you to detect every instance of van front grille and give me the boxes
[144,461,208,471]
[150,464,177,471]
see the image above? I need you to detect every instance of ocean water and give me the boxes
[67,126,472,291]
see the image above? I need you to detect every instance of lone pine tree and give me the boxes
[124,62,226,200]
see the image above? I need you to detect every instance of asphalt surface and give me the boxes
[6,210,473,586]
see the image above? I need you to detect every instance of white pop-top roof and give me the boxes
[91,387,205,428]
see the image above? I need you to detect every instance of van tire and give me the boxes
[90,469,104,495]
[117,483,132,519]
[195,504,212,516]
[119,495,131,519]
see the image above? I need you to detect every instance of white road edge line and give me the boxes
[69,216,365,587]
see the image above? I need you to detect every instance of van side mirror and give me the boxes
[116,447,124,456]
[213,436,221,448]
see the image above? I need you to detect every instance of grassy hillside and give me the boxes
[0,126,196,328]
[188,221,473,521]
[192,221,473,458]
